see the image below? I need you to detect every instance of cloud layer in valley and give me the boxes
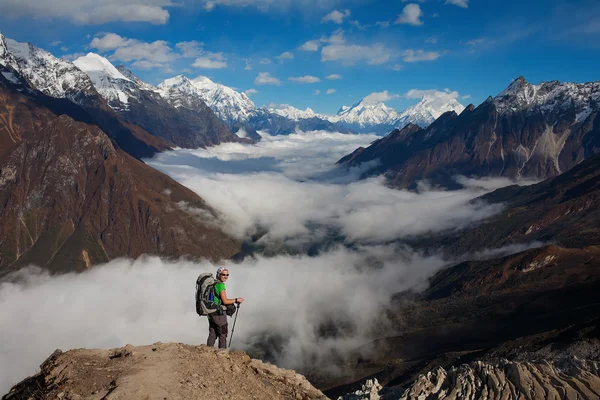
[0,131,529,393]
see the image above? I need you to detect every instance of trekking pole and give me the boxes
[228,303,240,348]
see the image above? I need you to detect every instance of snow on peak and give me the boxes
[0,33,8,64]
[73,53,130,82]
[73,53,138,109]
[267,104,319,120]
[397,91,465,128]
[1,36,96,101]
[493,76,600,117]
[157,74,256,125]
[330,99,400,127]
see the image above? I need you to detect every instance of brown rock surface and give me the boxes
[0,71,240,275]
[2,342,327,400]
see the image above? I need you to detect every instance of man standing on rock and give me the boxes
[208,267,244,349]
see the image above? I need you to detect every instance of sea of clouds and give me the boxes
[0,130,536,392]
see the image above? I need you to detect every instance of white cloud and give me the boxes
[192,52,228,69]
[445,0,469,8]
[90,32,137,51]
[321,43,392,65]
[0,1,172,24]
[243,58,252,70]
[321,9,350,24]
[201,0,342,13]
[392,64,403,71]
[89,33,177,68]
[1,131,530,393]
[50,40,62,46]
[375,20,390,28]
[132,60,164,70]
[255,72,280,86]
[326,74,343,80]
[425,37,438,44]
[299,40,321,51]
[176,41,205,58]
[362,90,399,105]
[395,4,423,26]
[259,57,272,64]
[275,52,294,62]
[89,33,227,71]
[314,90,321,95]
[402,49,440,62]
[244,88,258,96]
[462,94,472,99]
[289,75,321,84]
[326,88,336,94]
[112,40,176,63]
[61,52,86,62]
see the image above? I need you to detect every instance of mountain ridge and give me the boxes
[338,76,600,188]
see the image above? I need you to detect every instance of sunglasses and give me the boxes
[220,274,229,276]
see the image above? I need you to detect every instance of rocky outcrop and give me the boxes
[2,343,327,400]
[398,358,600,400]
[0,67,240,274]
[338,77,600,189]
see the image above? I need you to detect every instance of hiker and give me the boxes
[207,267,244,349]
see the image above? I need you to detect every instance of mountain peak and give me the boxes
[73,53,130,82]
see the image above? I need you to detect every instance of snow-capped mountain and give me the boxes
[329,100,400,130]
[73,53,139,110]
[396,94,465,128]
[0,33,97,103]
[324,92,465,134]
[267,104,319,120]
[72,54,242,148]
[494,76,600,122]
[157,75,256,125]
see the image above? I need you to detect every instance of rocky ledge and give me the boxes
[2,343,326,400]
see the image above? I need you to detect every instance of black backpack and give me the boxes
[195,273,221,316]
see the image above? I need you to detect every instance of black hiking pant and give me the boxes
[207,313,228,349]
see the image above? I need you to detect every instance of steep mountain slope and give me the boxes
[0,66,240,275]
[338,77,600,188]
[432,151,600,256]
[73,54,241,148]
[0,33,168,159]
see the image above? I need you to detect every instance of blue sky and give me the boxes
[0,0,599,114]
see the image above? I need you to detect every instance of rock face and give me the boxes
[338,77,600,189]
[2,342,327,400]
[0,66,240,274]
[399,358,600,400]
